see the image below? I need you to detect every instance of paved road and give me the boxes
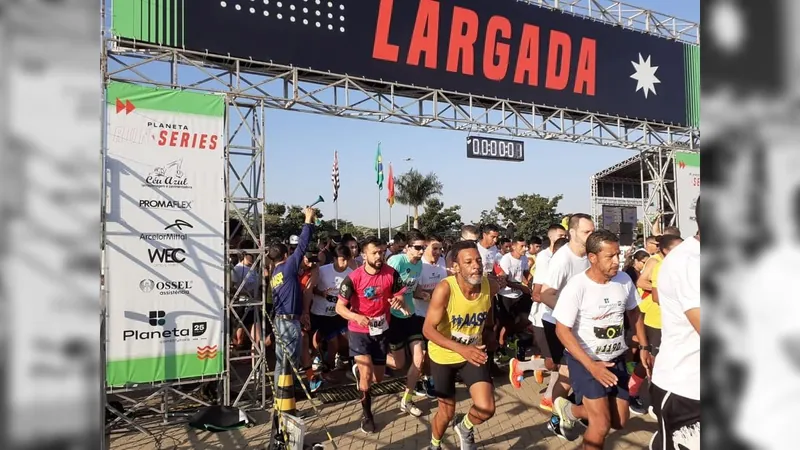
[109,372,657,449]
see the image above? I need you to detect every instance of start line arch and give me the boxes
[101,0,700,444]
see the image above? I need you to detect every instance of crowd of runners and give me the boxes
[231,200,701,449]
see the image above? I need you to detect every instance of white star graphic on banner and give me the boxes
[630,53,661,99]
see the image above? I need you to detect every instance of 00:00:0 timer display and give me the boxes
[468,138,524,161]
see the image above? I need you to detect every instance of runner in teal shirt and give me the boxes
[388,252,423,318]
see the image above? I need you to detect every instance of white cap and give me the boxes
[289,235,300,245]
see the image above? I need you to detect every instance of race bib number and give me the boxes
[594,342,623,355]
[368,316,388,336]
[325,305,336,315]
[450,330,479,346]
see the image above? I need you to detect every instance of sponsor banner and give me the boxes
[111,0,699,127]
[674,152,700,238]
[104,81,225,386]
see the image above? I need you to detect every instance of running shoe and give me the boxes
[507,337,520,360]
[453,413,477,450]
[400,398,423,417]
[423,446,442,450]
[552,397,576,433]
[309,376,323,393]
[509,358,524,389]
[415,380,427,397]
[629,396,646,415]
[539,397,553,412]
[351,364,360,391]
[312,356,322,371]
[334,353,345,370]
[360,415,376,434]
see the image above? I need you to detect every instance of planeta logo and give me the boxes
[123,314,208,341]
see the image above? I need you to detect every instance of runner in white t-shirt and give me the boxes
[309,245,353,373]
[541,214,595,409]
[414,235,448,398]
[510,226,568,405]
[476,224,500,275]
[550,230,652,446]
[650,198,701,450]
[495,237,532,363]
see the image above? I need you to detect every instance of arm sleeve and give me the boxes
[288,223,314,271]
[391,268,408,296]
[338,275,355,305]
[552,279,581,327]
[680,254,701,312]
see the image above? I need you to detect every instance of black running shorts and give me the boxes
[430,359,493,399]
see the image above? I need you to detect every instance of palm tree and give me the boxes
[394,169,444,229]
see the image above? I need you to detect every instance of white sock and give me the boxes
[544,372,559,399]
[517,358,548,372]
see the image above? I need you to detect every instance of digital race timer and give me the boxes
[466,136,525,162]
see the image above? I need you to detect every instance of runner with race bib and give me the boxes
[423,241,499,450]
[335,236,407,434]
[310,244,353,374]
[551,230,652,449]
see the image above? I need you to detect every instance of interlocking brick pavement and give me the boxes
[109,373,657,449]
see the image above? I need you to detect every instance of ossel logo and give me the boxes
[139,279,193,295]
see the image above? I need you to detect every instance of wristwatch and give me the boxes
[639,345,653,352]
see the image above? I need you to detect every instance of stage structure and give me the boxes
[101,0,700,443]
[590,148,700,238]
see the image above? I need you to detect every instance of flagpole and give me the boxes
[377,186,382,240]
[335,200,339,230]
[389,204,392,241]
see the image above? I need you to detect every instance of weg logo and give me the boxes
[451,312,488,328]
[148,248,186,264]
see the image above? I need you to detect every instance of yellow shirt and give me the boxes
[638,254,662,316]
[645,258,664,329]
[428,276,492,365]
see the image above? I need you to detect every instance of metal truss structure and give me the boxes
[102,0,699,444]
[590,148,686,238]
[102,98,271,445]
[525,0,699,43]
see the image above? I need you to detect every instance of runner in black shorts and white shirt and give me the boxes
[551,230,652,448]
[541,214,595,402]
[650,199,701,450]
[309,244,352,373]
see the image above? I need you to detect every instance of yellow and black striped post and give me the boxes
[274,354,296,417]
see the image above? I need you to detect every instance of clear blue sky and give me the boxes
[261,0,699,227]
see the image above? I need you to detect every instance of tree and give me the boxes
[394,169,444,229]
[482,193,564,239]
[416,198,463,238]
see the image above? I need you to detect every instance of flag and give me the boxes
[332,150,340,202]
[375,143,384,190]
[387,163,395,207]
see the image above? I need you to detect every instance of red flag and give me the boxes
[387,163,395,207]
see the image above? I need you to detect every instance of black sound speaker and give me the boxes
[620,222,634,234]
[619,233,634,246]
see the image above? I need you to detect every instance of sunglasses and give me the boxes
[411,245,427,251]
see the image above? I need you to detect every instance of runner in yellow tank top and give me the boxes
[423,241,499,450]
